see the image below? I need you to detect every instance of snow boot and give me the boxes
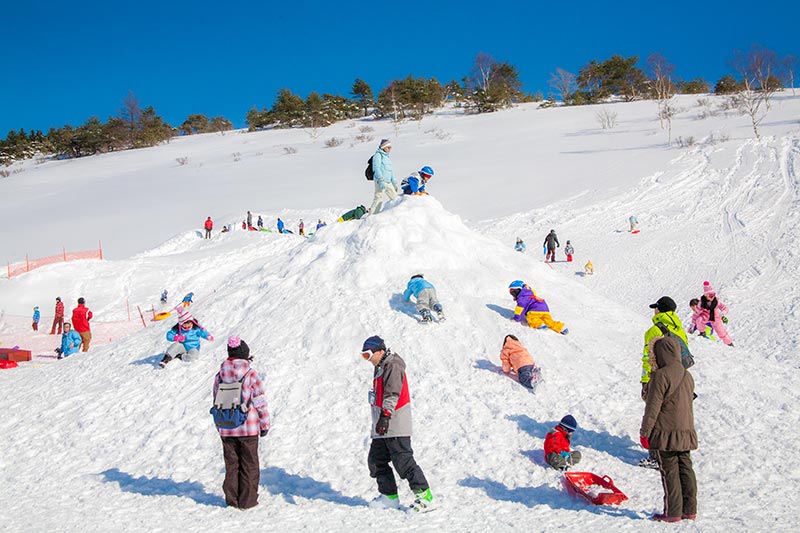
[369,493,401,509]
[420,309,433,323]
[408,488,434,513]
[432,303,445,321]
[638,457,659,469]
[681,514,697,520]
[652,514,681,523]
[560,328,570,335]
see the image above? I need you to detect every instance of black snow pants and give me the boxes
[368,437,429,496]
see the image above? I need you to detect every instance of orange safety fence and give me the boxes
[7,242,103,279]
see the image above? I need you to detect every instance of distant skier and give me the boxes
[32,306,40,331]
[161,289,168,304]
[699,281,733,346]
[544,415,582,470]
[543,229,559,263]
[257,215,263,229]
[564,240,574,262]
[369,139,399,215]
[50,296,64,335]
[403,274,445,323]
[211,336,270,509]
[584,261,594,275]
[159,308,213,367]
[337,205,367,222]
[508,280,568,334]
[514,238,526,253]
[298,219,305,236]
[204,216,213,239]
[246,211,253,229]
[401,166,434,195]
[277,218,285,233]
[640,337,698,522]
[56,322,82,359]
[629,215,639,232]
[316,219,326,231]
[182,292,194,308]
[361,335,434,512]
[499,334,542,390]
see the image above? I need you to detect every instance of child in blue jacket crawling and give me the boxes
[401,166,434,195]
[403,274,445,322]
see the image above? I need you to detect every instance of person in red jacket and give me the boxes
[543,415,582,470]
[204,217,213,239]
[71,297,93,352]
[50,296,65,335]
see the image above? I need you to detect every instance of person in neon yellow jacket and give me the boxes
[642,296,688,391]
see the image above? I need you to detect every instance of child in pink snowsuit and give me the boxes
[700,281,733,346]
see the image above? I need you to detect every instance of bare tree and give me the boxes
[647,53,676,130]
[731,45,782,139]
[661,96,677,145]
[472,52,494,94]
[596,108,618,129]
[784,55,798,95]
[120,90,142,148]
[548,68,577,104]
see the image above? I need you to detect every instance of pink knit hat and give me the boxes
[176,307,196,324]
[703,281,715,296]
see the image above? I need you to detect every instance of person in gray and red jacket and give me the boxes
[361,335,433,513]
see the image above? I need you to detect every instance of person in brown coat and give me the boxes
[639,337,698,523]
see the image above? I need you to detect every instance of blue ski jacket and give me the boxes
[404,277,435,302]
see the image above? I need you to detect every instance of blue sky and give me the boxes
[2,0,798,134]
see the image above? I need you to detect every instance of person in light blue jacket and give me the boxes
[32,306,40,331]
[57,322,83,358]
[159,309,214,367]
[403,274,445,322]
[515,238,526,253]
[369,139,399,215]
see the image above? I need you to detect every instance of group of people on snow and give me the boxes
[33,296,93,358]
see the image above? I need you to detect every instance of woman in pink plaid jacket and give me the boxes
[212,336,271,509]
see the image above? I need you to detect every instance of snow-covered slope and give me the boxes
[1,94,800,532]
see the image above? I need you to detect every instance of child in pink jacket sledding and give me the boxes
[699,281,733,346]
[688,298,713,338]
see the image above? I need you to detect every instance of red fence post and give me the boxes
[98,241,103,260]
[7,262,10,280]
[63,246,67,261]
[26,254,29,272]
[137,306,146,328]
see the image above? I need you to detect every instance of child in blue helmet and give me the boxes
[401,166,434,195]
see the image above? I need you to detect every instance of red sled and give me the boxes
[630,230,641,234]
[0,360,19,369]
[562,472,628,505]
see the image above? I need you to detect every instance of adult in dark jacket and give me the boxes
[543,229,559,263]
[361,335,433,512]
[640,337,698,523]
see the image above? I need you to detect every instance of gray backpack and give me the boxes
[210,371,251,428]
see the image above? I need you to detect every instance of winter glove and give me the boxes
[640,436,650,449]
[721,316,728,324]
[260,429,269,437]
[375,410,391,436]
[560,451,570,459]
[641,382,649,401]
[207,335,214,341]
[174,334,186,342]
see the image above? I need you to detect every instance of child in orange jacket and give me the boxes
[543,415,582,470]
[499,334,542,390]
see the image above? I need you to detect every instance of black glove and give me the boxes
[260,429,269,437]
[376,410,391,436]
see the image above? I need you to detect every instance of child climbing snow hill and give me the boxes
[508,280,568,335]
[499,334,542,390]
[403,274,445,322]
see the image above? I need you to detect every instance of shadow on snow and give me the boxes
[99,468,225,507]
[261,466,368,507]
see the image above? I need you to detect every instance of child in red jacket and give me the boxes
[543,415,582,470]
